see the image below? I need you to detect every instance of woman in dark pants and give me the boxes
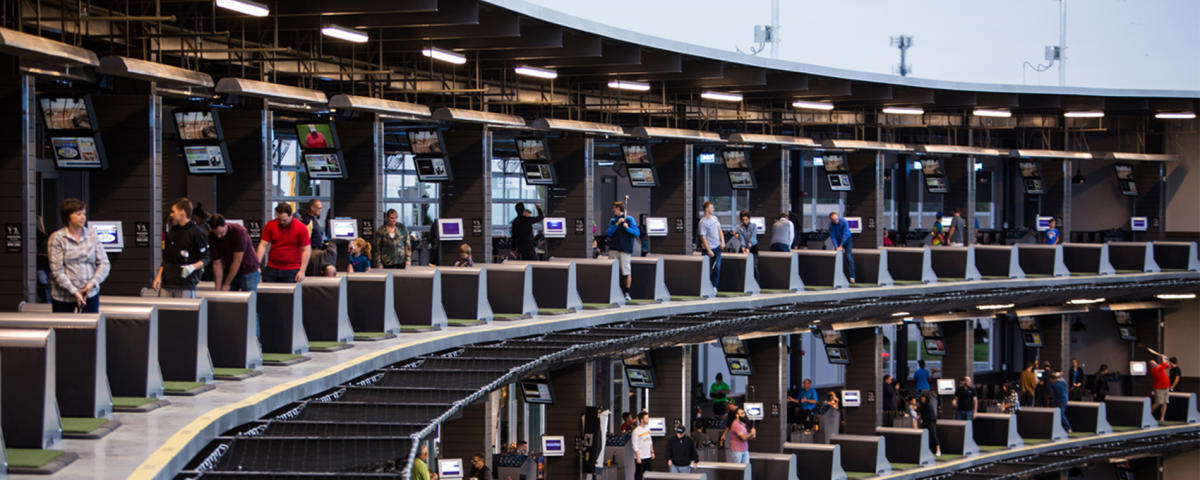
[47,198,110,313]
[919,392,941,456]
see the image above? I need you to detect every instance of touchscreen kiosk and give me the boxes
[744,402,764,420]
[1130,216,1148,232]
[647,418,667,436]
[728,170,756,189]
[645,217,668,237]
[844,217,863,234]
[827,173,852,191]
[406,129,444,155]
[697,152,716,164]
[542,436,565,456]
[183,145,231,175]
[751,217,766,234]
[627,167,658,187]
[925,176,948,194]
[824,346,851,365]
[294,122,338,150]
[51,136,105,169]
[174,110,220,141]
[543,217,566,239]
[90,221,124,251]
[1024,178,1045,195]
[940,217,953,228]
[438,459,464,479]
[937,379,956,395]
[1036,216,1054,231]
[302,153,346,180]
[521,379,555,404]
[1129,361,1147,376]
[1022,331,1043,347]
[842,390,862,407]
[438,218,464,241]
[329,218,357,240]
[415,157,452,182]
[522,162,556,186]
[1120,181,1139,196]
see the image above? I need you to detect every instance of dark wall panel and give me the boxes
[746,337,785,452]
[941,321,974,382]
[546,135,589,258]
[439,126,487,265]
[843,328,882,435]
[89,94,154,296]
[545,363,587,475]
[748,146,784,217]
[216,108,267,228]
[439,400,486,466]
[649,141,690,254]
[846,151,878,249]
[0,56,29,309]
[1038,315,1069,373]
[648,347,689,460]
[331,118,377,224]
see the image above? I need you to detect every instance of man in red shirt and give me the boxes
[1150,354,1171,422]
[256,203,311,283]
[303,125,328,149]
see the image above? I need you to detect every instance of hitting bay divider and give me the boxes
[1166,392,1200,423]
[241,283,308,358]
[874,427,935,466]
[485,263,538,318]
[435,266,492,325]
[756,251,804,291]
[0,312,111,419]
[973,412,1024,448]
[717,253,760,295]
[341,271,402,337]
[658,254,716,299]
[1105,396,1159,429]
[793,250,850,289]
[1152,241,1200,271]
[1016,407,1069,441]
[692,461,749,480]
[1108,241,1161,273]
[936,419,981,457]
[299,276,355,347]
[193,290,262,371]
[929,246,982,281]
[506,260,584,312]
[569,257,626,307]
[883,246,938,284]
[629,256,671,302]
[1061,243,1117,275]
[111,295,214,384]
[831,434,891,475]
[974,245,1024,279]
[1016,244,1070,277]
[0,328,61,449]
[852,249,894,286]
[386,267,447,331]
[1066,401,1114,434]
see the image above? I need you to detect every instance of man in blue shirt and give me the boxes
[796,378,819,428]
[913,360,936,392]
[829,212,855,283]
[1045,218,1060,245]
[1049,372,1072,433]
[606,201,641,301]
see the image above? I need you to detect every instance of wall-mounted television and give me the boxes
[923,338,947,356]
[294,122,339,150]
[722,149,750,170]
[50,136,106,170]
[516,137,549,161]
[825,345,851,365]
[406,129,444,155]
[621,144,653,165]
[919,323,944,339]
[522,162,556,186]
[728,170,756,189]
[1024,178,1045,195]
[1018,161,1041,179]
[1120,180,1138,197]
[1017,317,1040,332]
[822,155,847,173]
[820,329,846,346]
[725,356,753,375]
[827,173,852,191]
[623,353,656,389]
[627,167,658,187]
[415,157,453,182]
[922,158,945,176]
[89,221,124,251]
[521,378,555,404]
[182,144,231,175]
[720,336,752,375]
[329,218,358,240]
[1114,163,1135,181]
[1022,331,1043,347]
[925,176,948,194]
[173,109,221,141]
[39,97,94,131]
[301,152,346,179]
[645,217,668,237]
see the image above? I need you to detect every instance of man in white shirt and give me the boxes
[769,213,795,252]
[698,201,725,288]
[631,412,655,480]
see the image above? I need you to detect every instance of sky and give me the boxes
[514,0,1200,91]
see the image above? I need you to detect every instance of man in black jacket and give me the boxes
[666,425,698,473]
[467,452,490,480]
[153,197,210,298]
[510,202,543,260]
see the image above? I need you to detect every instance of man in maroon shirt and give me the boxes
[255,203,311,283]
[1150,354,1171,422]
[207,214,261,291]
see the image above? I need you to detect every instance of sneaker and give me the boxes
[936,448,942,456]
[624,292,632,301]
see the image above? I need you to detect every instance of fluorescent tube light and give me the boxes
[608,80,650,92]
[1155,112,1196,120]
[322,25,368,43]
[1064,111,1104,118]
[514,65,557,80]
[1156,293,1196,300]
[216,0,269,17]
[973,108,1012,118]
[976,303,1014,311]
[1067,297,1106,305]
[422,47,466,65]
[700,91,743,102]
[793,100,834,111]
[882,106,924,115]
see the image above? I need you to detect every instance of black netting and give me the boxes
[211,437,412,473]
[414,357,526,371]
[339,387,476,404]
[293,403,447,424]
[258,421,423,438]
[376,370,499,389]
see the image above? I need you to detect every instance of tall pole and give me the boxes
[1058,0,1067,86]
[769,0,780,58]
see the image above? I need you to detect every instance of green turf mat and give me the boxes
[849,283,878,288]
[892,462,921,470]
[213,367,255,377]
[845,472,875,479]
[538,308,573,315]
[804,285,835,290]
[940,277,966,282]
[938,454,964,462]
[582,303,618,309]
[448,319,483,326]
[978,445,1008,452]
[1023,438,1053,445]
[354,332,391,340]
[671,296,704,301]
[1115,269,1141,274]
[1025,273,1052,278]
[1070,272,1096,277]
[262,353,305,363]
[893,279,922,285]
[760,289,791,294]
[61,417,110,434]
[112,397,158,408]
[1161,420,1185,426]
[493,313,528,320]
[164,381,208,393]
[1113,426,1140,432]
[308,341,349,350]
[981,275,1009,280]
[6,449,65,469]
[1069,431,1094,438]
[626,299,658,305]
[715,291,747,297]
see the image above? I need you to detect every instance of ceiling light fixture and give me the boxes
[1067,297,1106,305]
[216,0,269,17]
[321,25,368,43]
[514,65,557,80]
[973,108,1012,118]
[891,312,911,317]
[793,100,835,111]
[976,303,1014,311]
[701,91,743,102]
[1156,293,1196,300]
[1064,111,1104,118]
[608,80,650,92]
[421,47,467,65]
[1155,112,1196,120]
[882,106,924,115]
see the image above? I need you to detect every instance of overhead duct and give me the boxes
[0,27,98,66]
[631,126,722,142]
[726,133,820,147]
[1104,152,1181,162]
[917,144,1005,156]
[531,118,625,136]
[1014,149,1093,160]
[99,56,214,88]
[431,107,525,127]
[822,139,911,151]
[329,94,430,118]
[215,77,328,106]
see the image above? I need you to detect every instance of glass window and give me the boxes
[271,137,330,219]
[382,152,439,232]
[491,156,545,235]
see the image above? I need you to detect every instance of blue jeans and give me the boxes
[727,450,750,475]
[956,410,975,421]
[709,250,722,287]
[262,267,299,283]
[841,245,855,280]
[769,242,790,252]
[670,465,693,473]
[230,271,260,292]
[52,294,99,313]
[1059,405,1072,432]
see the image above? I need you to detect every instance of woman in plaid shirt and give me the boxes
[47,198,110,313]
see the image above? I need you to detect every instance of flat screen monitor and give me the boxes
[1114,163,1135,181]
[624,366,656,389]
[1120,180,1139,197]
[542,436,565,456]
[728,170,756,189]
[940,217,953,228]
[1131,216,1148,231]
[1129,361,1147,376]
[722,150,751,170]
[182,145,231,175]
[827,173,852,191]
[720,336,748,356]
[1118,326,1137,341]
[922,158,945,176]
[621,144,652,165]
[1036,216,1054,232]
[697,152,717,164]
[923,338,947,356]
[39,97,93,130]
[920,323,944,339]
[744,402,764,420]
[844,216,863,234]
[1113,311,1134,325]
[89,221,124,251]
[937,379,956,395]
[438,218,464,241]
[925,176,948,194]
[173,110,220,141]
[50,136,105,169]
[825,345,851,365]
[521,379,555,404]
[1024,178,1045,195]
[725,356,753,376]
[1017,317,1040,332]
[294,122,338,150]
[543,217,566,239]
[842,390,861,407]
[647,417,667,436]
[415,157,453,182]
[302,152,346,179]
[751,217,766,234]
[515,137,549,161]
[522,162,556,186]
[329,218,357,240]
[820,330,846,346]
[623,352,653,367]
[1018,161,1040,179]
[406,129,444,155]
[437,459,464,479]
[1022,331,1043,347]
[822,155,847,173]
[645,217,668,237]
[627,167,658,187]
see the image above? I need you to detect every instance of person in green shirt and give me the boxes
[412,444,439,480]
[709,373,731,412]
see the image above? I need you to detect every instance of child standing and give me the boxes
[454,243,474,267]
[347,238,372,273]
